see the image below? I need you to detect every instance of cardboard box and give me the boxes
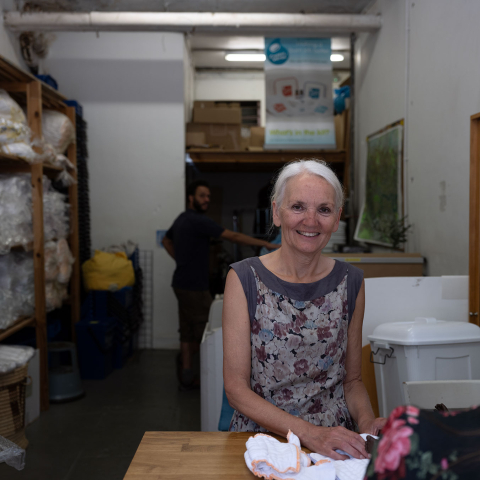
[250,126,265,148]
[186,131,206,147]
[194,101,215,109]
[240,126,251,151]
[187,123,242,150]
[193,107,242,125]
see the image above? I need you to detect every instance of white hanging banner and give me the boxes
[264,38,336,149]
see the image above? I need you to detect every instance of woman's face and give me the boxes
[273,173,341,255]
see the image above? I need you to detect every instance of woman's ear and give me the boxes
[272,201,282,227]
[332,207,342,233]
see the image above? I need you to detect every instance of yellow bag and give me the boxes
[82,250,135,291]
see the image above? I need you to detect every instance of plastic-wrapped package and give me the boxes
[31,139,56,165]
[0,435,25,471]
[0,89,26,124]
[0,175,34,253]
[0,345,35,374]
[42,109,75,154]
[56,238,75,283]
[1,142,37,163]
[0,174,71,254]
[55,169,77,187]
[43,183,70,241]
[0,90,32,155]
[0,120,30,146]
[46,281,68,311]
[0,252,35,329]
[44,238,74,284]
[0,238,74,327]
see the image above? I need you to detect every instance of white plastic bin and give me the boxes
[369,317,480,417]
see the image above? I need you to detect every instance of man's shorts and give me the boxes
[173,288,213,344]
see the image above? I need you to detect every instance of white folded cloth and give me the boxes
[245,431,377,480]
[244,430,336,480]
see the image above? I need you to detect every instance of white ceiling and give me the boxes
[18,0,373,14]
[13,3,357,70]
[190,35,351,51]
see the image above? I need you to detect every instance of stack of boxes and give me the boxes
[186,101,348,151]
[186,101,265,151]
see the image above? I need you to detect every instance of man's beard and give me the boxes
[193,199,207,213]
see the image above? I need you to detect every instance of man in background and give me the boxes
[163,179,279,390]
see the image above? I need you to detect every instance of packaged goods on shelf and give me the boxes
[0,175,70,253]
[1,142,37,162]
[43,179,70,241]
[0,90,35,163]
[0,90,26,125]
[41,109,75,155]
[45,238,74,310]
[0,175,34,253]
[0,239,75,329]
[44,238,75,284]
[0,251,35,329]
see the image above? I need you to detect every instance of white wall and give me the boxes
[356,0,480,276]
[195,70,266,126]
[0,1,26,68]
[42,32,186,348]
[354,0,406,243]
[407,0,480,275]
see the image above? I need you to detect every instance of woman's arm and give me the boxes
[343,280,387,435]
[222,269,368,459]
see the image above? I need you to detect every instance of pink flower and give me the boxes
[441,458,448,470]
[256,345,267,362]
[293,359,309,375]
[407,417,419,425]
[381,406,407,434]
[375,419,413,474]
[406,405,419,417]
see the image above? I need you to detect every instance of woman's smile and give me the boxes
[273,173,341,254]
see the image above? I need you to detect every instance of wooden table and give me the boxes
[124,431,274,479]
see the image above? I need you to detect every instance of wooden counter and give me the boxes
[124,431,269,479]
[325,253,424,278]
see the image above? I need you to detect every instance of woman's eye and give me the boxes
[291,204,304,212]
[318,207,332,214]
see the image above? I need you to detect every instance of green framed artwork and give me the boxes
[354,120,404,247]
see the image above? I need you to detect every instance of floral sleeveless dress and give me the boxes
[228,257,363,433]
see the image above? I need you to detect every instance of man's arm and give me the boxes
[220,229,280,250]
[162,235,175,259]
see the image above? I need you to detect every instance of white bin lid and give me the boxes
[368,317,480,346]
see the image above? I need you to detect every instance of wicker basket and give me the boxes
[0,364,29,449]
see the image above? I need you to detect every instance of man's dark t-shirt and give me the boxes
[165,209,224,291]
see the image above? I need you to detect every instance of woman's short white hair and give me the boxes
[271,159,344,211]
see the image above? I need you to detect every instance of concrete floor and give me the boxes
[0,350,201,480]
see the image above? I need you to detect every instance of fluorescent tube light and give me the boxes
[225,53,266,62]
[330,54,345,62]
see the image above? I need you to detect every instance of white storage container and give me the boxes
[369,317,480,417]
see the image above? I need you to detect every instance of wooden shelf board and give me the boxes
[0,317,36,342]
[0,56,67,110]
[0,153,64,176]
[187,149,347,172]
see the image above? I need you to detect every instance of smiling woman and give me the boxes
[222,159,386,460]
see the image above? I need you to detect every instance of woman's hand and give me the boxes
[358,417,388,436]
[303,425,369,460]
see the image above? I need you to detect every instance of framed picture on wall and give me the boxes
[354,120,404,247]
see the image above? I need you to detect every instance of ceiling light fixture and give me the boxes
[225,53,266,62]
[330,54,345,62]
